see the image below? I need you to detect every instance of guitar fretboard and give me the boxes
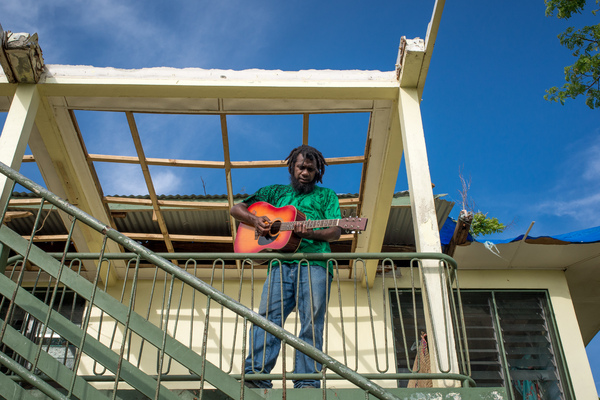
[280,219,339,231]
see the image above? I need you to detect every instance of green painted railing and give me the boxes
[0,161,474,400]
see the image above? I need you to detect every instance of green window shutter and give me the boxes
[390,289,573,399]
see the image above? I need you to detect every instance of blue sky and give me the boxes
[1,0,599,393]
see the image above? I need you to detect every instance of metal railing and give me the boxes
[0,161,472,399]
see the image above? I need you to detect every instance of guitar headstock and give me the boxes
[339,217,368,232]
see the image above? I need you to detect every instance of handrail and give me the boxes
[0,161,394,398]
[9,251,457,264]
[0,161,470,398]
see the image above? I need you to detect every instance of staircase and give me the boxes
[0,161,412,400]
[0,162,508,400]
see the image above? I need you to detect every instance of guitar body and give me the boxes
[234,202,306,254]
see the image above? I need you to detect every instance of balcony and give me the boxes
[0,163,507,399]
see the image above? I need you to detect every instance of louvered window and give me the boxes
[390,290,573,399]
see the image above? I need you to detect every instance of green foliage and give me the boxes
[471,212,506,238]
[544,0,600,109]
[545,0,589,19]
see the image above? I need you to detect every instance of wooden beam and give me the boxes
[220,113,243,273]
[121,233,233,243]
[11,195,360,209]
[8,198,45,206]
[86,154,364,168]
[419,0,446,99]
[126,112,176,260]
[351,113,374,274]
[0,84,40,209]
[22,232,355,244]
[446,210,472,257]
[88,154,225,168]
[104,196,231,209]
[31,97,121,285]
[353,103,401,285]
[338,197,360,206]
[303,114,309,145]
[2,211,33,223]
[24,234,70,242]
[397,38,425,89]
[232,156,365,168]
[38,66,399,101]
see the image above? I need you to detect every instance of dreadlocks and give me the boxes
[285,145,328,184]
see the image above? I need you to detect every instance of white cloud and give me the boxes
[536,130,600,223]
[103,164,147,195]
[152,170,182,194]
[99,163,182,195]
[1,0,274,68]
[581,140,600,182]
[538,192,600,219]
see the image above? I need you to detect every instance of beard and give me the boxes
[290,175,315,194]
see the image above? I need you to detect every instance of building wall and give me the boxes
[456,269,597,399]
[80,268,597,397]
[82,276,397,389]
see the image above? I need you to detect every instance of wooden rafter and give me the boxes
[87,154,225,168]
[120,233,232,243]
[9,196,361,209]
[2,211,33,223]
[22,232,356,244]
[81,154,365,168]
[125,111,176,260]
[303,114,309,145]
[2,65,405,283]
[349,112,374,277]
[70,109,115,226]
[219,112,243,273]
[104,197,231,209]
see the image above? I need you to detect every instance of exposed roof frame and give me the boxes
[0,4,443,281]
[2,72,395,281]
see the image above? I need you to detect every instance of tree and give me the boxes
[544,0,600,109]
[471,212,506,238]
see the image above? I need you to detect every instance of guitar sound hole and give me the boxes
[257,221,282,246]
[269,221,281,235]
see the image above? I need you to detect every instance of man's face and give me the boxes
[291,154,317,194]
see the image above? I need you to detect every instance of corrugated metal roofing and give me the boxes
[6,192,454,247]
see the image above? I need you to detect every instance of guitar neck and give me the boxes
[280,219,339,231]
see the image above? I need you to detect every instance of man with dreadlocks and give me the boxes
[230,144,341,389]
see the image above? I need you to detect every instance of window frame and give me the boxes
[389,288,575,399]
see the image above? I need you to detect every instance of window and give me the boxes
[390,290,573,399]
[0,287,85,373]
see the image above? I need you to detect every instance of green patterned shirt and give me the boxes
[242,184,341,271]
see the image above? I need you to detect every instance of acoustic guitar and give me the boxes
[234,201,368,254]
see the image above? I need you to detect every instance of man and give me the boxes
[230,144,341,389]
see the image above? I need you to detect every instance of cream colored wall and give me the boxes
[80,268,597,396]
[79,275,401,389]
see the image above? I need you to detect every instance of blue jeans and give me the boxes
[244,262,332,389]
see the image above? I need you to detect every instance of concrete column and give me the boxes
[398,86,459,383]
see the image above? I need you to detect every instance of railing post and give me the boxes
[0,243,8,274]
